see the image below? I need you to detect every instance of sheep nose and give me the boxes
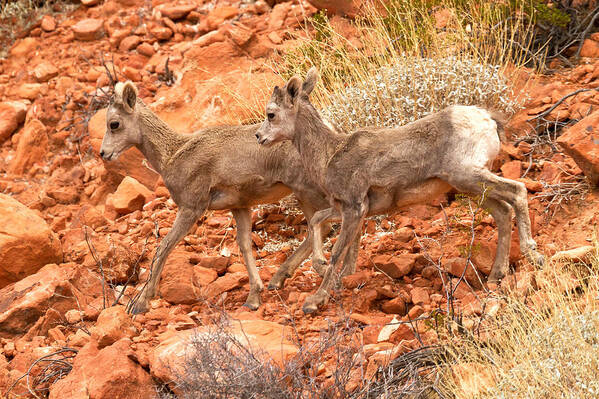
[100,150,105,159]
[255,133,260,140]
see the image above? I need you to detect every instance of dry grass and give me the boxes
[440,249,599,398]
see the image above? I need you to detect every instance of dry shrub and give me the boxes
[440,249,599,398]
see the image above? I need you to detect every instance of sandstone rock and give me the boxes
[579,39,599,58]
[9,119,48,175]
[81,0,101,5]
[40,15,56,32]
[119,35,142,52]
[78,234,139,283]
[381,297,407,315]
[149,25,173,40]
[9,37,39,60]
[88,108,160,189]
[49,339,156,399]
[410,287,429,305]
[0,194,61,288]
[556,110,599,184]
[159,249,201,304]
[550,245,595,264]
[306,0,363,17]
[137,42,155,56]
[150,319,298,386]
[500,160,522,180]
[0,263,103,338]
[10,83,43,100]
[373,253,416,279]
[91,306,136,348]
[190,254,229,274]
[106,176,154,215]
[32,61,59,82]
[202,272,248,298]
[0,101,27,143]
[72,18,105,41]
[158,4,196,20]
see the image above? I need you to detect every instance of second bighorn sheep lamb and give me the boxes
[100,81,358,314]
[255,68,544,314]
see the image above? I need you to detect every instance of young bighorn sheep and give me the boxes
[255,68,544,314]
[100,81,359,313]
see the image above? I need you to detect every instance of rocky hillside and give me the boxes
[0,0,598,397]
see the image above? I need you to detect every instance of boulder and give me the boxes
[91,306,136,348]
[150,319,298,387]
[202,272,248,298]
[49,339,156,399]
[9,119,48,175]
[579,39,599,58]
[88,108,160,189]
[72,18,105,41]
[0,263,103,338]
[158,249,218,304]
[556,110,599,184]
[0,194,61,288]
[106,176,154,215]
[372,253,417,279]
[0,101,27,143]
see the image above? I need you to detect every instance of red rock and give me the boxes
[0,263,103,337]
[149,25,173,40]
[202,272,248,298]
[10,83,43,100]
[9,37,39,61]
[0,101,26,143]
[579,39,599,58]
[372,253,416,279]
[122,65,142,81]
[223,23,253,47]
[267,31,283,44]
[119,35,142,52]
[410,287,429,305]
[159,249,201,304]
[342,270,371,289]
[77,234,139,283]
[9,118,47,175]
[91,306,136,348]
[88,108,160,189]
[389,323,415,344]
[137,42,155,56]
[32,61,59,82]
[106,176,154,215]
[49,339,155,399]
[556,110,599,184]
[158,4,196,20]
[267,2,289,30]
[500,160,522,179]
[0,194,61,288]
[381,297,407,315]
[190,254,230,274]
[72,18,105,41]
[407,304,425,319]
[151,319,298,387]
[40,15,56,32]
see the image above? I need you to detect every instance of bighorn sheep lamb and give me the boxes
[100,81,358,313]
[255,68,544,314]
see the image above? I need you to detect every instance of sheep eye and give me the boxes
[110,121,120,130]
[267,113,275,121]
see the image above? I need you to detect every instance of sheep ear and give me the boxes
[285,76,302,103]
[302,67,318,96]
[121,81,138,113]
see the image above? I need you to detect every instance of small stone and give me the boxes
[40,15,56,32]
[72,18,105,41]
